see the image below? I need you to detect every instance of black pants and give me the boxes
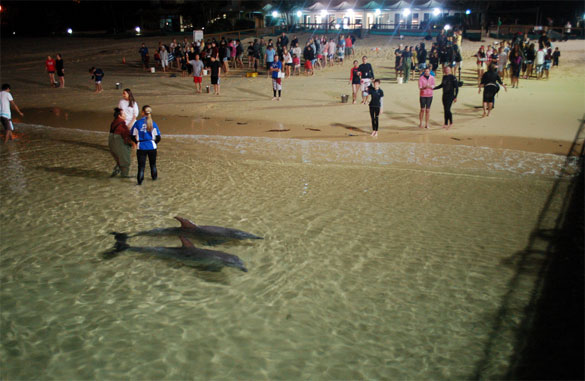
[369,106,380,131]
[442,94,455,125]
[136,149,157,185]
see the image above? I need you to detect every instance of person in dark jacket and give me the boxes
[433,67,459,129]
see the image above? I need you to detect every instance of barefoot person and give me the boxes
[189,54,204,93]
[209,55,222,95]
[366,79,384,137]
[55,53,65,88]
[109,108,132,177]
[479,64,506,117]
[433,66,459,129]
[0,84,24,143]
[418,67,435,129]
[89,67,104,93]
[118,88,139,132]
[270,55,283,101]
[45,55,56,87]
[349,60,361,104]
[131,106,161,185]
[358,56,374,104]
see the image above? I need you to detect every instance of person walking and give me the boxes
[418,67,435,129]
[131,105,161,185]
[479,64,506,117]
[366,79,384,137]
[433,66,459,129]
[0,84,24,143]
[109,108,132,177]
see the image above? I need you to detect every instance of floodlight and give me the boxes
[67,28,73,35]
[296,11,302,17]
[321,9,328,17]
[465,9,471,15]
[135,26,141,33]
[375,9,381,16]
[402,8,411,17]
[272,11,279,18]
[433,8,441,16]
[444,24,451,30]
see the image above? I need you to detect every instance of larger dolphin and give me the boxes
[106,234,248,272]
[119,216,263,245]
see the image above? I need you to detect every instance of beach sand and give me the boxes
[1,33,584,154]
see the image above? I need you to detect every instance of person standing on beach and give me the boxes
[303,43,315,76]
[118,88,139,135]
[358,56,374,104]
[402,46,412,83]
[552,47,560,67]
[349,60,361,104]
[270,55,283,101]
[131,106,161,186]
[139,43,149,71]
[265,45,276,77]
[55,53,65,88]
[209,55,221,95]
[366,79,383,137]
[46,56,56,87]
[418,68,435,129]
[190,54,204,93]
[433,66,459,129]
[394,44,403,80]
[479,64,506,117]
[509,44,522,88]
[109,108,132,177]
[0,84,24,143]
[89,67,104,93]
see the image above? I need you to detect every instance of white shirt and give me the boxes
[118,99,139,128]
[536,50,545,65]
[0,91,14,119]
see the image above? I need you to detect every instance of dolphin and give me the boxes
[106,233,248,272]
[119,216,263,246]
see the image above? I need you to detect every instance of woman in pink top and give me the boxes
[418,68,435,129]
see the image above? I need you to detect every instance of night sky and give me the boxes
[1,0,583,36]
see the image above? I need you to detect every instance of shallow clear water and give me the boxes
[0,125,570,379]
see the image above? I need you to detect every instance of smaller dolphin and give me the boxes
[106,234,248,272]
[120,216,263,246]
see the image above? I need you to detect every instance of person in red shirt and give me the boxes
[45,55,56,87]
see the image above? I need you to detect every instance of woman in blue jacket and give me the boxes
[131,105,161,185]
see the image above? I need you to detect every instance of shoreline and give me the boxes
[16,107,580,156]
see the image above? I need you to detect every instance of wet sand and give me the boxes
[1,33,584,154]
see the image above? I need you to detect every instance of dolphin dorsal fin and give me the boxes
[179,236,195,248]
[175,216,198,229]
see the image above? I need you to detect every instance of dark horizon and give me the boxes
[1,0,583,37]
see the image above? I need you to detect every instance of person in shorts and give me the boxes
[418,68,435,128]
[190,54,204,93]
[89,67,104,93]
[55,53,65,88]
[358,56,374,104]
[46,55,56,88]
[209,55,221,95]
[0,84,24,143]
[270,55,283,101]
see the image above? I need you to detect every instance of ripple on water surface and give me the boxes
[0,124,569,379]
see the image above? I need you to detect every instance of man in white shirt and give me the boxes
[0,84,24,143]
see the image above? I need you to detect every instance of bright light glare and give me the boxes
[135,26,141,33]
[347,9,354,16]
[433,8,441,16]
[465,9,471,15]
[375,9,381,16]
[402,8,411,17]
[272,11,279,18]
[320,9,328,17]
[444,24,451,30]
[335,24,340,29]
[296,11,302,17]
[67,28,73,35]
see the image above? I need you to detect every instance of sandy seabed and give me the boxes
[1,32,584,154]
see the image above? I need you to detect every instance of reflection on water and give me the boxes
[0,124,569,379]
